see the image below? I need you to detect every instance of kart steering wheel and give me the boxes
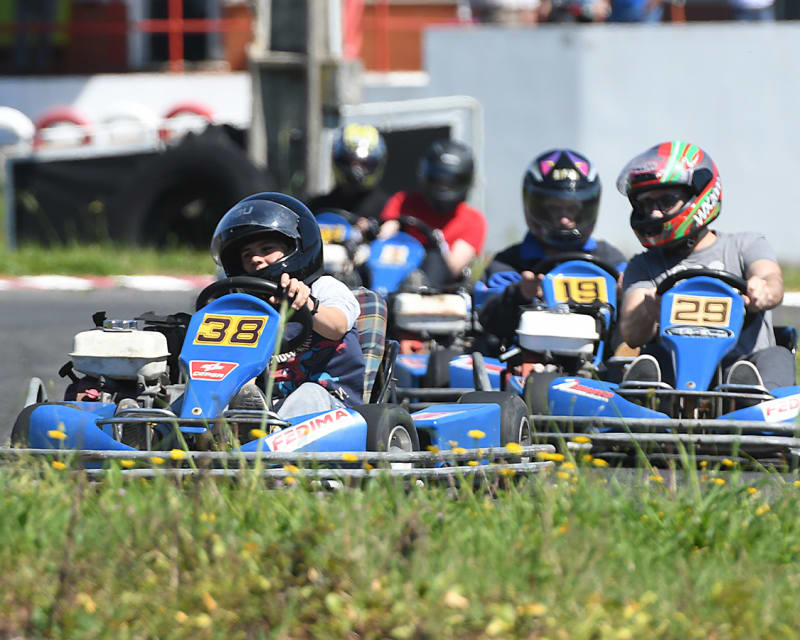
[396,215,441,250]
[534,252,620,280]
[195,276,315,352]
[655,269,748,297]
[316,207,378,240]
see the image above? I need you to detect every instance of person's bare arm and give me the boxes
[743,258,783,312]
[619,286,660,348]
[446,238,477,278]
[273,273,349,340]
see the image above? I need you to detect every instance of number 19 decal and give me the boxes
[669,295,731,327]
[193,314,268,347]
[552,276,608,304]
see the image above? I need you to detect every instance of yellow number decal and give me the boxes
[193,314,268,347]
[320,225,347,243]
[669,295,731,327]
[379,245,409,265]
[552,276,608,304]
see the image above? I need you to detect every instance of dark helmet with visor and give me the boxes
[418,139,474,212]
[522,149,601,249]
[211,192,323,282]
[332,124,387,192]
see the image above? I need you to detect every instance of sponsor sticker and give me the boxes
[412,411,461,421]
[759,394,800,423]
[553,378,614,402]
[189,361,238,381]
[266,409,354,452]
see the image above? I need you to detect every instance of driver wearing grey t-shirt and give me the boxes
[615,141,794,390]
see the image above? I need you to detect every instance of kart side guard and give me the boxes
[718,387,800,423]
[240,408,368,453]
[548,376,669,421]
[411,403,501,448]
[28,403,135,451]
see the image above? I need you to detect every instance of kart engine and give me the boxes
[516,306,600,358]
[392,292,469,335]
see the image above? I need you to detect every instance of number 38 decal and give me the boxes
[669,295,731,327]
[193,314,268,347]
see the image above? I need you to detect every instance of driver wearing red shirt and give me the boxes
[379,139,487,284]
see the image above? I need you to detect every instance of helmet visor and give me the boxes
[524,189,599,247]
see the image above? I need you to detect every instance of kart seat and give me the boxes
[353,287,388,403]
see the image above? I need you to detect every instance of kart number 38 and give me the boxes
[193,314,268,347]
[669,294,731,327]
[552,276,608,304]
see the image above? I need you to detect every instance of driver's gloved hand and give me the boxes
[432,228,450,258]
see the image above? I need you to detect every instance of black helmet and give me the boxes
[418,139,474,212]
[332,124,387,192]
[210,192,323,282]
[522,149,601,249]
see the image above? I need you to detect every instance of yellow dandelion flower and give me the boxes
[202,592,217,612]
[285,476,297,485]
[47,430,67,440]
[711,477,726,486]
[151,456,165,465]
[193,613,213,629]
[51,460,66,470]
[170,449,186,460]
[536,451,565,462]
[283,464,299,474]
[175,611,189,624]
[341,452,359,463]
[571,435,591,444]
[722,458,736,468]
[120,459,135,469]
[452,447,467,455]
[505,442,523,454]
[592,458,609,467]
[250,428,267,439]
[76,592,96,613]
[747,487,758,495]
[467,460,479,467]
[650,475,664,483]
[363,462,374,471]
[556,471,570,480]
[756,504,771,516]
[518,602,548,616]
[448,440,459,447]
[556,524,568,535]
[499,467,516,477]
[427,445,440,453]
[443,590,469,609]
[794,480,800,487]
[468,429,486,440]
[641,514,649,521]
[699,460,708,469]
[583,454,594,463]
[561,462,576,470]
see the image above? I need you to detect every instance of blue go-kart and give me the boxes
[527,269,800,466]
[316,208,371,289]
[7,277,532,466]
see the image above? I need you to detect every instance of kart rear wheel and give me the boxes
[457,391,532,446]
[524,371,561,416]
[355,404,420,456]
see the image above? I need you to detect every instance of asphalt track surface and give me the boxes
[0,289,200,434]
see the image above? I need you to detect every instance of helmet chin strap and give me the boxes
[665,227,709,257]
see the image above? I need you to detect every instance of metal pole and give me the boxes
[305,0,324,195]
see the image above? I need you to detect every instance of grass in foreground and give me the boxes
[0,243,215,276]
[2,457,800,639]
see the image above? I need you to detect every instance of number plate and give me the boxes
[668,294,731,327]
[379,245,409,265]
[552,276,608,304]
[193,314,268,347]
[320,225,347,243]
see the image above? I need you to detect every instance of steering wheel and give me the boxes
[655,269,748,297]
[533,252,620,280]
[396,215,441,249]
[316,207,379,241]
[195,276,314,352]
[316,207,359,225]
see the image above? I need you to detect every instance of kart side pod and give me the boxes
[516,309,599,357]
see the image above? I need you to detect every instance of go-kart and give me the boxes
[315,208,372,289]
[6,277,537,475]
[367,215,475,389]
[528,269,800,467]
[445,252,620,401]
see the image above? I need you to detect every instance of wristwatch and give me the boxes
[308,295,320,316]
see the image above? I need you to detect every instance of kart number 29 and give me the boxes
[193,314,268,348]
[669,294,731,327]
[552,276,609,304]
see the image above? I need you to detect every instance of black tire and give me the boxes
[354,404,420,453]
[421,348,461,388]
[457,391,531,446]
[7,402,79,447]
[523,371,562,416]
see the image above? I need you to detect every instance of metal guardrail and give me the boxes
[529,415,800,436]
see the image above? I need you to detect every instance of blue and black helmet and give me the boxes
[211,192,323,282]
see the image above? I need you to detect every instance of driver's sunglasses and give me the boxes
[634,192,686,215]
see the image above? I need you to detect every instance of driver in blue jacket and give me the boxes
[210,193,365,418]
[617,141,794,390]
[479,148,627,345]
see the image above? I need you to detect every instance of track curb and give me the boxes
[0,275,215,291]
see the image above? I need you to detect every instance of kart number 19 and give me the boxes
[320,225,347,243]
[193,314,268,348]
[669,295,731,327]
[552,276,608,304]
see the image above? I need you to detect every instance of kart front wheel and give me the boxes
[457,391,532,446]
[354,405,420,466]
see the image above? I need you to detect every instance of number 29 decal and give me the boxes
[193,314,268,347]
[669,295,731,327]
